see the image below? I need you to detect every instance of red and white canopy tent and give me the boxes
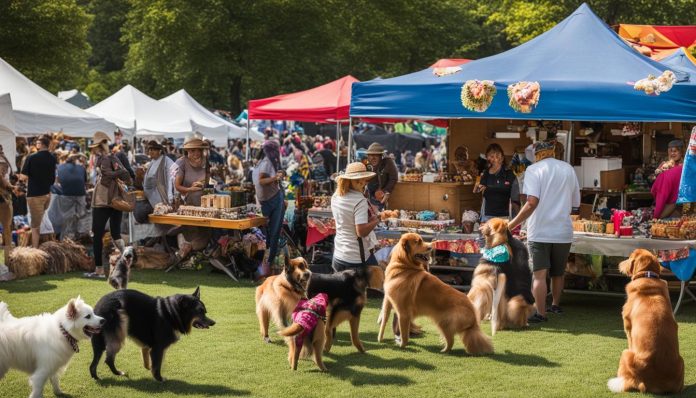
[247,75,358,168]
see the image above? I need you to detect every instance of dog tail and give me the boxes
[0,301,11,322]
[278,323,304,337]
[490,273,506,335]
[462,326,494,356]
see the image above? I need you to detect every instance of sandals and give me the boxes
[548,305,564,314]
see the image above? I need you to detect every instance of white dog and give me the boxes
[0,297,104,398]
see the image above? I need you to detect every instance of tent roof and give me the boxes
[429,59,471,68]
[350,3,696,122]
[249,75,358,123]
[0,58,115,137]
[619,24,696,49]
[161,89,263,145]
[658,47,696,73]
[87,85,193,137]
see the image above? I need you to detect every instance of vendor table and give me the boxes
[571,232,696,314]
[148,214,267,229]
[148,214,267,280]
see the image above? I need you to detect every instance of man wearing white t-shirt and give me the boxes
[508,140,580,323]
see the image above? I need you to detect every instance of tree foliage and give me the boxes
[0,0,91,93]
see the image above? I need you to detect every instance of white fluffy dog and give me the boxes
[0,297,104,398]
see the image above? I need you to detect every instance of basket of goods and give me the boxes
[460,80,497,112]
[461,210,479,234]
[402,169,423,182]
[572,220,586,232]
[177,205,221,219]
[438,210,451,221]
[381,210,399,221]
[152,203,173,216]
[507,81,541,113]
[400,210,417,220]
[633,70,676,96]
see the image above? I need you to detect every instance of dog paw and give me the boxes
[263,336,272,344]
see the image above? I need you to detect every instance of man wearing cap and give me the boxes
[365,143,398,210]
[144,140,174,208]
[19,134,57,248]
[508,140,580,323]
[651,139,685,219]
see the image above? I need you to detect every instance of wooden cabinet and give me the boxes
[389,182,482,223]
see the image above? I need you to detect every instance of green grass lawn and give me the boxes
[1,270,695,398]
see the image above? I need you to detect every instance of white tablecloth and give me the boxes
[571,233,696,257]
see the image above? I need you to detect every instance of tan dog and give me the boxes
[378,233,493,354]
[607,249,684,394]
[255,256,311,343]
[468,218,535,334]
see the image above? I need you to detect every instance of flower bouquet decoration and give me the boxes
[460,80,496,112]
[433,66,462,77]
[633,70,676,96]
[507,81,541,113]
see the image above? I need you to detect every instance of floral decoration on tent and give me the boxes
[633,70,676,96]
[460,80,496,112]
[507,81,541,113]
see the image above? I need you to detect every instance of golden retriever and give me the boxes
[378,233,493,354]
[255,256,311,343]
[468,218,535,334]
[607,249,684,394]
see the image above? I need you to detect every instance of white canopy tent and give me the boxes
[0,57,115,138]
[160,89,263,145]
[87,85,192,138]
[0,93,18,171]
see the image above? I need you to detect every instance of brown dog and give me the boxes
[607,249,684,394]
[255,256,311,343]
[468,218,534,334]
[378,233,493,354]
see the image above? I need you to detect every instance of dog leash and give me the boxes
[59,324,79,353]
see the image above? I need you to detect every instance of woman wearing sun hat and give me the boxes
[331,162,380,271]
[86,131,132,278]
[174,137,209,206]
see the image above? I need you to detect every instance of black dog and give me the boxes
[89,287,215,381]
[108,246,136,290]
[306,267,369,352]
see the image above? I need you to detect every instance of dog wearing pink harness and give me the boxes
[278,293,329,371]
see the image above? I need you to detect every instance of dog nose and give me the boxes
[208,319,216,326]
[99,318,106,325]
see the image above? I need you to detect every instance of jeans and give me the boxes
[92,206,123,268]
[261,190,284,267]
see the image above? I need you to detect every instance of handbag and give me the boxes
[111,179,135,212]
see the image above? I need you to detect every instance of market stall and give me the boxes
[348,4,696,293]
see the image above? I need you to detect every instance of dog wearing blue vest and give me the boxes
[468,218,535,334]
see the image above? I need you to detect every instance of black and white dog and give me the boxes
[109,246,136,290]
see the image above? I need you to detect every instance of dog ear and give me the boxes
[193,286,201,299]
[67,299,78,320]
[402,239,411,257]
[283,254,291,273]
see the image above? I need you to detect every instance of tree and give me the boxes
[86,0,130,72]
[487,0,696,46]
[0,0,91,93]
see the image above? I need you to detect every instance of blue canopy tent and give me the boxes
[659,48,696,74]
[350,3,696,122]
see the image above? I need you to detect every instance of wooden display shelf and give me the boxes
[148,214,267,230]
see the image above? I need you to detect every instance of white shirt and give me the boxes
[522,158,580,243]
[331,190,377,263]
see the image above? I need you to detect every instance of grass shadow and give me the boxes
[97,377,250,396]
[323,351,431,386]
[129,269,258,290]
[0,273,81,293]
[489,350,561,367]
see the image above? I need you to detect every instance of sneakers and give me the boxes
[527,313,548,323]
[548,305,564,314]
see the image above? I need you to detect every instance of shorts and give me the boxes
[27,194,51,229]
[332,254,377,272]
[528,241,571,277]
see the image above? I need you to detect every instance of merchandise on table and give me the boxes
[201,194,232,209]
[176,205,251,220]
[651,217,696,240]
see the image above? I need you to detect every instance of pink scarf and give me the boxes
[290,293,328,348]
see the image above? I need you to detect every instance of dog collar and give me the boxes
[632,271,660,281]
[481,244,510,263]
[59,324,79,353]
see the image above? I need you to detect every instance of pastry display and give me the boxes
[201,194,232,209]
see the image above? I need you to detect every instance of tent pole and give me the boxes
[245,113,250,162]
[566,121,574,164]
[335,121,340,172]
[347,118,353,164]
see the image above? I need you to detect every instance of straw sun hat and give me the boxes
[88,131,111,149]
[182,137,209,150]
[337,162,376,180]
